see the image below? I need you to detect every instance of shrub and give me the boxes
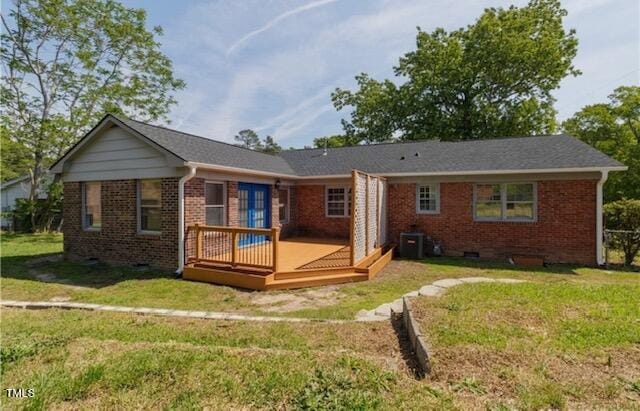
[604,199,640,266]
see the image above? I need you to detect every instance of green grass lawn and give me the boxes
[1,232,639,319]
[0,308,448,410]
[411,281,640,409]
[2,233,639,409]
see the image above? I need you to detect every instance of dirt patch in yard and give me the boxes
[249,286,345,312]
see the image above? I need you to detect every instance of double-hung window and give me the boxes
[278,188,290,224]
[474,183,536,221]
[138,179,162,233]
[82,181,101,230]
[416,184,440,214]
[205,181,225,226]
[326,186,351,217]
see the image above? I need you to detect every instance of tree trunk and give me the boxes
[29,155,43,232]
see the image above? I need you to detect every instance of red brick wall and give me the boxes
[387,180,597,265]
[63,178,179,269]
[296,185,350,239]
[183,178,297,238]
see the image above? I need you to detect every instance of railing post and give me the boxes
[195,224,202,262]
[272,227,280,272]
[231,231,238,267]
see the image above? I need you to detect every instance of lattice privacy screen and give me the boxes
[351,171,388,265]
[367,176,378,254]
[352,172,368,263]
[378,178,387,246]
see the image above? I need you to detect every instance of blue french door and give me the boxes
[238,183,271,246]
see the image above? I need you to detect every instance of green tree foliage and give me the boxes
[603,199,640,266]
[1,0,185,214]
[563,86,640,202]
[313,134,357,148]
[234,129,282,154]
[1,125,30,182]
[234,129,263,150]
[262,136,282,154]
[332,0,579,144]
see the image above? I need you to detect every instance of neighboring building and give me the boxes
[50,114,626,289]
[1,174,49,230]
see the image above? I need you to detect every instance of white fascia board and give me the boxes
[379,166,627,177]
[186,163,627,181]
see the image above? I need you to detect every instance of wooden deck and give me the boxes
[183,236,394,290]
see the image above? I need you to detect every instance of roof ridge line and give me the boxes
[279,134,569,153]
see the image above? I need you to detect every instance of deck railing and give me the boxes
[186,224,280,272]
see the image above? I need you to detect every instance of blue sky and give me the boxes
[122,0,639,148]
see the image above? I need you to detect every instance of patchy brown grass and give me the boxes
[411,281,640,409]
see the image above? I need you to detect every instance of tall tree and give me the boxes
[262,135,282,154]
[234,129,263,150]
[563,85,640,202]
[1,0,185,214]
[332,0,579,144]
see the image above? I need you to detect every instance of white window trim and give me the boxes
[325,185,351,218]
[137,179,162,235]
[81,181,101,231]
[416,183,440,214]
[473,182,537,222]
[278,187,290,224]
[204,180,227,226]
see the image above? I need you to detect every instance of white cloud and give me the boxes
[226,0,340,56]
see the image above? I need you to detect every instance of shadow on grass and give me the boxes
[1,254,175,289]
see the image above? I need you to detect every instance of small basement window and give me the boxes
[138,179,162,233]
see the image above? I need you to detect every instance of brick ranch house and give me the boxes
[50,114,625,290]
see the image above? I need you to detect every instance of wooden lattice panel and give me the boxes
[352,172,368,263]
[378,178,387,246]
[367,176,378,253]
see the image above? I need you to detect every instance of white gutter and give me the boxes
[596,170,609,266]
[186,162,626,181]
[177,165,197,274]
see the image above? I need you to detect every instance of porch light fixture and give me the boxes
[275,179,281,190]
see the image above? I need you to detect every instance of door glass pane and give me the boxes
[238,189,249,227]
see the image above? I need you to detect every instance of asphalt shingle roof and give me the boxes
[109,114,623,177]
[117,116,296,175]
[277,135,624,176]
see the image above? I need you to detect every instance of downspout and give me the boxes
[177,165,197,274]
[596,170,609,266]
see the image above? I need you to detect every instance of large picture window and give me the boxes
[278,188,289,224]
[416,184,440,214]
[205,181,225,226]
[326,186,351,217]
[82,181,101,230]
[474,183,536,221]
[138,179,162,232]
